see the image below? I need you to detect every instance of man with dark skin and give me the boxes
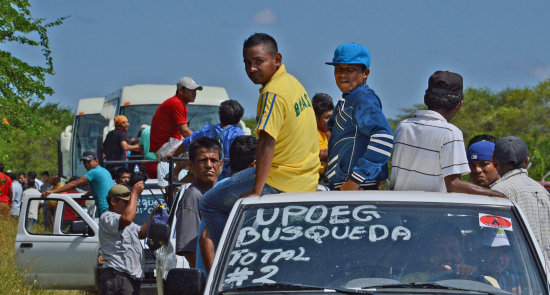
[467,140,500,188]
[150,77,202,155]
[175,137,223,268]
[98,182,159,294]
[102,115,140,177]
[391,71,506,198]
[114,168,131,185]
[42,151,113,216]
[199,33,319,250]
[241,33,319,197]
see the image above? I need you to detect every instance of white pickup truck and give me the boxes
[14,183,166,294]
[159,191,550,295]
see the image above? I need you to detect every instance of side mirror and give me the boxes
[59,125,73,153]
[71,220,89,236]
[147,223,170,250]
[165,268,206,295]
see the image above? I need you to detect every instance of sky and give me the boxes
[10,0,550,120]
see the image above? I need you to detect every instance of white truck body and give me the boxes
[14,183,166,293]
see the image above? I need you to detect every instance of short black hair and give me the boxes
[312,93,334,116]
[424,92,464,112]
[17,172,26,179]
[230,136,257,173]
[0,163,4,172]
[243,33,278,56]
[467,134,497,148]
[40,171,49,177]
[219,100,244,126]
[115,168,130,180]
[27,171,37,179]
[189,137,222,162]
[129,171,148,187]
[26,178,35,189]
[7,172,16,181]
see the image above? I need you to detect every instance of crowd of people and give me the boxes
[1,32,549,295]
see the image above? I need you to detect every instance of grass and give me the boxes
[0,210,86,295]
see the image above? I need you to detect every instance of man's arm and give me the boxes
[120,140,140,152]
[178,123,193,138]
[199,227,215,273]
[342,95,393,191]
[119,181,144,230]
[444,174,507,198]
[182,252,196,268]
[167,143,187,159]
[243,131,275,197]
[41,176,89,197]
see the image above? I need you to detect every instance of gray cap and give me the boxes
[493,136,528,167]
[177,76,203,91]
[81,151,98,161]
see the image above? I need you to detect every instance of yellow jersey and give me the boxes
[255,65,320,192]
[318,129,328,176]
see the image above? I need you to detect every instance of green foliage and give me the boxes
[0,212,84,294]
[0,102,74,173]
[0,0,67,131]
[243,117,258,138]
[391,79,550,180]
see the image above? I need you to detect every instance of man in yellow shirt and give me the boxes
[200,33,320,247]
[312,93,334,179]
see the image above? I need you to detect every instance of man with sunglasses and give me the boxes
[42,151,113,216]
[98,182,159,295]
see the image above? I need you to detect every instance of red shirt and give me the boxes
[0,173,12,204]
[150,95,188,152]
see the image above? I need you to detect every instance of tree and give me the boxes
[390,79,550,180]
[0,0,67,131]
[0,102,74,173]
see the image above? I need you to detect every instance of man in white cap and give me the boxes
[150,76,203,157]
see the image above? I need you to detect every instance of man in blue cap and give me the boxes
[325,43,393,190]
[467,138,500,188]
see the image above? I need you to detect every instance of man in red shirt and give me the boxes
[0,163,13,214]
[150,77,203,157]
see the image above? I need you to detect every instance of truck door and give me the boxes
[15,193,99,290]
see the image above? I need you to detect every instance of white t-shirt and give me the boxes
[390,110,470,192]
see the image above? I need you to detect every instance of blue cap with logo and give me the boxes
[467,141,495,162]
[326,43,370,68]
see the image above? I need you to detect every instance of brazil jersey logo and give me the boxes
[294,93,311,117]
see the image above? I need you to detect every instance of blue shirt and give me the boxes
[9,181,23,216]
[326,85,394,189]
[84,165,114,216]
[182,124,244,179]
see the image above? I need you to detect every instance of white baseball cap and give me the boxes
[177,76,203,91]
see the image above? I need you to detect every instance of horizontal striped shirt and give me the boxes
[390,110,470,192]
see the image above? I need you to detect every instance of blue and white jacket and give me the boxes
[326,85,393,189]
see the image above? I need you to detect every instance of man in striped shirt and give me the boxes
[390,71,505,198]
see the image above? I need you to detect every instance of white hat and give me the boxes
[177,76,203,91]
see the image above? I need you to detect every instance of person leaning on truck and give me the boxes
[98,183,160,295]
[42,151,114,216]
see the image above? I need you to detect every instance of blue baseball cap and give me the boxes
[326,43,370,68]
[467,141,495,162]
